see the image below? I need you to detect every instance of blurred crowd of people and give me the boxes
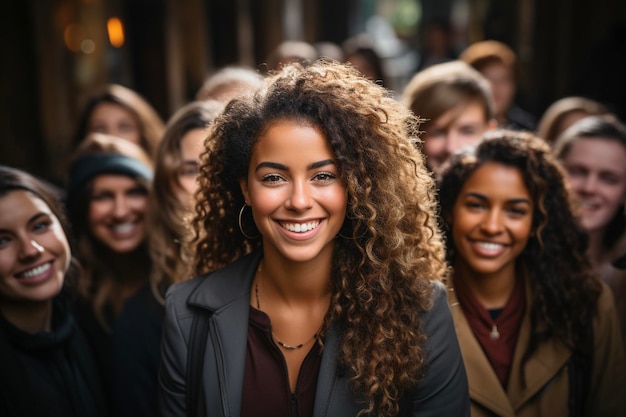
[1,36,625,417]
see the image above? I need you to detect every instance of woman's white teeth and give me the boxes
[282,221,319,232]
[113,223,135,234]
[476,242,503,251]
[20,263,51,279]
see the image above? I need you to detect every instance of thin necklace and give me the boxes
[254,265,318,350]
[489,323,500,340]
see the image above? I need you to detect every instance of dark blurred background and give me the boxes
[2,0,626,185]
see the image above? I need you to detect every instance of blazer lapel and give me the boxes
[506,283,570,410]
[448,286,517,417]
[313,324,363,417]
[313,324,340,417]
[187,250,263,417]
[210,295,252,417]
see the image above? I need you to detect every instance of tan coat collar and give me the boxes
[447,278,571,416]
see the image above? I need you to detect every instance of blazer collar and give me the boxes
[187,250,263,311]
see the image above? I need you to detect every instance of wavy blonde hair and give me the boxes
[192,60,448,416]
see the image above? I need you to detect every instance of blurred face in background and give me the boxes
[346,52,377,81]
[88,174,149,253]
[88,102,142,145]
[480,62,515,121]
[176,128,206,204]
[560,137,626,233]
[423,100,493,173]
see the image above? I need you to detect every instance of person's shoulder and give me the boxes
[115,284,164,332]
[591,280,623,345]
[507,105,536,131]
[595,280,619,317]
[166,249,262,310]
[421,280,454,333]
[428,280,447,303]
[165,274,208,306]
[121,284,162,315]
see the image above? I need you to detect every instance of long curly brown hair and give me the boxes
[437,130,602,370]
[192,60,448,416]
[148,100,225,304]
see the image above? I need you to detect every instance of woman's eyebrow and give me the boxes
[255,159,335,172]
[465,191,530,205]
[255,161,287,172]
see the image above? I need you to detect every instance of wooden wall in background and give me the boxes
[2,0,626,185]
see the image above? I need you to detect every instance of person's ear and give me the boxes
[239,179,250,204]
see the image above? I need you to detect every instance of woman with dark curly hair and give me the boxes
[437,130,625,416]
[158,60,470,417]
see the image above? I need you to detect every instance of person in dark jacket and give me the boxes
[0,165,107,416]
[158,60,470,416]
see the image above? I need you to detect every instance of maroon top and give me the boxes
[454,272,525,388]
[241,306,322,417]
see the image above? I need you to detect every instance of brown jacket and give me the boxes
[447,281,626,417]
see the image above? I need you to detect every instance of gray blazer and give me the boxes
[158,250,470,417]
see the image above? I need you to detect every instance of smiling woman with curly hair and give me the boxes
[158,60,470,417]
[437,130,625,416]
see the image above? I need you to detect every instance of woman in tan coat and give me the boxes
[437,130,625,416]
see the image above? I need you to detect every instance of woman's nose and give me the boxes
[480,210,503,234]
[19,239,44,260]
[112,196,131,218]
[286,181,313,211]
[580,175,597,194]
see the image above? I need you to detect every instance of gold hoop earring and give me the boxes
[238,204,260,239]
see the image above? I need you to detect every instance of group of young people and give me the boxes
[1,39,625,417]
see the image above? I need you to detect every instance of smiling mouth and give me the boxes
[16,262,52,279]
[471,241,508,256]
[475,241,505,251]
[279,220,320,233]
[581,202,600,210]
[111,222,137,235]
